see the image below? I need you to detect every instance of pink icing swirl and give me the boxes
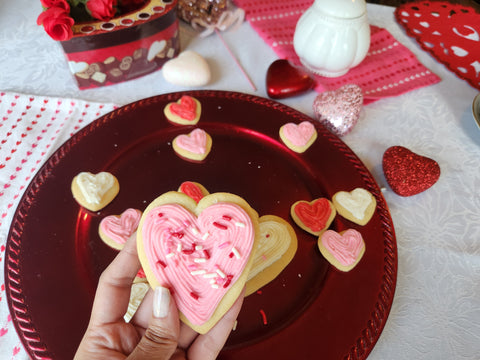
[141,202,254,325]
[321,229,365,266]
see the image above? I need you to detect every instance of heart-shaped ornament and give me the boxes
[162,50,211,87]
[164,95,202,125]
[71,172,119,212]
[266,59,315,99]
[173,128,212,161]
[246,215,297,296]
[138,192,259,333]
[313,84,363,136]
[332,188,376,226]
[318,229,365,272]
[290,198,336,236]
[99,208,142,250]
[395,2,480,90]
[382,146,440,196]
[279,121,317,153]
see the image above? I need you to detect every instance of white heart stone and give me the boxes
[162,50,211,87]
[68,61,89,74]
[147,40,167,61]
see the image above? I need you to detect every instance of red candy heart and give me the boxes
[266,59,314,99]
[382,146,440,196]
[395,2,480,90]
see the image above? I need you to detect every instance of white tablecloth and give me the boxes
[0,1,479,359]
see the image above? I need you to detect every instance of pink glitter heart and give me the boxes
[313,84,363,136]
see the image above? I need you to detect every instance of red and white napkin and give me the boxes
[234,0,442,103]
[0,91,116,359]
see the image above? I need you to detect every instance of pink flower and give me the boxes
[37,7,74,41]
[86,0,118,21]
[40,0,70,11]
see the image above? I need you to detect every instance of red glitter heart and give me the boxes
[266,59,314,99]
[395,1,480,90]
[382,146,440,196]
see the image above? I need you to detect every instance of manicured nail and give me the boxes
[153,286,170,318]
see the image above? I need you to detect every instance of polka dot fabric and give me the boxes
[234,0,441,103]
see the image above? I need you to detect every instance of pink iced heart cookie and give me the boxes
[318,229,365,272]
[313,84,363,136]
[279,121,317,153]
[173,128,212,161]
[137,192,259,333]
[99,208,142,250]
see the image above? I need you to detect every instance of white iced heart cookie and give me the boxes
[148,40,166,61]
[332,188,376,226]
[71,172,119,212]
[162,50,211,87]
[124,282,150,322]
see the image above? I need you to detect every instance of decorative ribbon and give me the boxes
[191,8,245,37]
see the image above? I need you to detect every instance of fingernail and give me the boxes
[153,286,170,318]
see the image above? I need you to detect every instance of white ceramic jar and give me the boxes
[293,0,370,77]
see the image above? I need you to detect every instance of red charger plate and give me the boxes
[5,91,397,359]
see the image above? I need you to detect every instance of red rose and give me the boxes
[37,7,74,41]
[40,0,69,12]
[86,0,118,21]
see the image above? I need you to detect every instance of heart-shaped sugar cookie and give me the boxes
[172,128,212,161]
[318,229,365,272]
[99,208,142,250]
[71,172,119,211]
[313,84,363,136]
[290,198,336,236]
[382,146,440,196]
[137,192,259,334]
[266,59,314,99]
[162,50,211,87]
[245,215,297,296]
[178,181,210,203]
[279,121,317,153]
[164,95,202,125]
[332,188,376,226]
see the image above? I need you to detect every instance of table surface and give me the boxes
[1,1,479,360]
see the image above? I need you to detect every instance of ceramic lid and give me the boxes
[313,0,367,19]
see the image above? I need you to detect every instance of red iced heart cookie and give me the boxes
[382,146,440,196]
[290,198,336,236]
[266,59,314,99]
[178,181,210,203]
[313,84,363,136]
[395,2,480,90]
[164,95,201,125]
[138,192,258,334]
[318,229,365,272]
[99,208,142,250]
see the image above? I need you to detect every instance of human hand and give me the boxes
[75,234,244,360]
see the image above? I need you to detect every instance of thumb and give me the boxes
[128,287,180,360]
